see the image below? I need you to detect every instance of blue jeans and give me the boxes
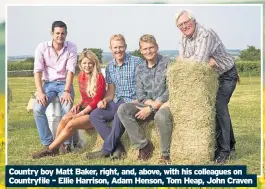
[33,81,74,146]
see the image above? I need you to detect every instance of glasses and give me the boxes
[177,19,192,29]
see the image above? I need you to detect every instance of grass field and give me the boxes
[7,76,261,174]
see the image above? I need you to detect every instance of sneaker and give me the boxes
[111,143,126,160]
[137,141,154,161]
[215,154,230,164]
[158,155,172,165]
[86,151,110,160]
[32,146,59,159]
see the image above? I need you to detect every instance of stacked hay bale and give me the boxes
[167,61,219,164]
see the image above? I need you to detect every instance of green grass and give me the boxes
[7,76,261,174]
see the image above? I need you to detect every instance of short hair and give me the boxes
[109,34,127,48]
[175,9,196,26]
[51,21,67,33]
[139,34,158,49]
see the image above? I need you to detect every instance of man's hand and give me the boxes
[36,91,48,106]
[131,99,138,104]
[97,99,107,109]
[70,104,80,114]
[176,56,183,62]
[159,102,169,109]
[135,106,151,120]
[60,92,73,105]
[209,57,218,68]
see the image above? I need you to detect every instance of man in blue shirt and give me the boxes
[88,34,143,159]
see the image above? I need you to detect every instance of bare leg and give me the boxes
[55,111,75,138]
[48,115,93,150]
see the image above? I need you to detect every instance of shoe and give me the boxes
[60,144,72,154]
[137,141,154,161]
[215,154,230,164]
[111,143,126,160]
[64,144,72,153]
[73,143,83,149]
[32,146,59,159]
[158,155,172,165]
[230,143,236,152]
[86,151,110,160]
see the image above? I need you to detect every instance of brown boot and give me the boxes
[158,155,172,165]
[32,146,59,159]
[137,141,154,161]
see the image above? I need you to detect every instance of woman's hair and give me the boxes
[78,50,101,97]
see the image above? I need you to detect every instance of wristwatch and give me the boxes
[64,89,70,93]
[148,105,156,113]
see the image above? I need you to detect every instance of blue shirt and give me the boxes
[105,53,143,103]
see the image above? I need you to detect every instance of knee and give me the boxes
[33,102,46,115]
[65,121,75,133]
[117,103,135,118]
[90,108,101,121]
[154,108,172,127]
[62,102,72,114]
[117,104,127,118]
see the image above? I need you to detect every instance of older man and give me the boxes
[175,9,238,164]
[87,34,143,159]
[117,34,173,164]
[32,21,77,157]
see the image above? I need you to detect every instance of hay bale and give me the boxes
[167,61,219,164]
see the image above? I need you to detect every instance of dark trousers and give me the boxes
[216,66,238,156]
[89,99,125,155]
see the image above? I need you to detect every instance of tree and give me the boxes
[24,57,34,63]
[239,46,260,61]
[82,48,103,63]
[130,49,144,59]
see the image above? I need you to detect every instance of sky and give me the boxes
[6,5,262,56]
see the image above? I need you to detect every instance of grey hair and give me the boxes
[175,9,196,26]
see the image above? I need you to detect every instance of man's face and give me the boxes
[52,27,67,45]
[110,40,126,62]
[140,42,158,62]
[177,12,196,37]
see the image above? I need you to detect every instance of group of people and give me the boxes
[31,9,238,164]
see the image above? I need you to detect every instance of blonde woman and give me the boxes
[32,50,106,159]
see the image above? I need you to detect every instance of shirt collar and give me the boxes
[144,54,161,69]
[113,53,130,66]
[48,41,68,48]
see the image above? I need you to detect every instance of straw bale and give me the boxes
[167,61,219,164]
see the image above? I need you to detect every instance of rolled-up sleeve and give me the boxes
[33,43,45,74]
[66,44,77,74]
[156,88,169,103]
[135,65,147,102]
